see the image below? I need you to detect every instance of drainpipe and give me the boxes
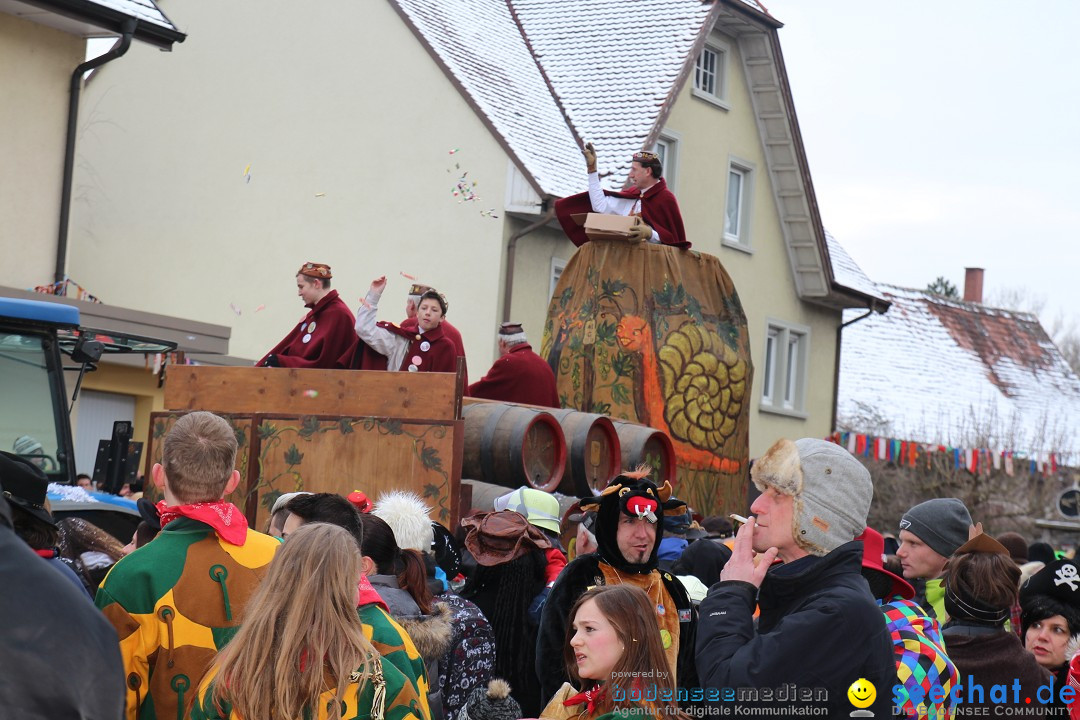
[831,302,877,433]
[55,19,137,286]
[502,201,555,323]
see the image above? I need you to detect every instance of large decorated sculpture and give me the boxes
[541,239,752,515]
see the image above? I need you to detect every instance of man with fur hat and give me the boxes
[696,438,894,717]
[258,262,358,368]
[468,322,558,407]
[897,497,973,623]
[536,469,696,702]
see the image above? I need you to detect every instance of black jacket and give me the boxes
[536,553,697,703]
[695,541,894,716]
[0,497,125,719]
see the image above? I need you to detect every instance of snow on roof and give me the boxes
[838,285,1080,455]
[90,0,177,30]
[392,0,582,198]
[824,230,888,304]
[509,0,715,191]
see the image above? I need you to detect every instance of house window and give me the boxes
[723,158,754,251]
[692,36,730,109]
[651,129,681,191]
[550,257,567,300]
[760,320,810,416]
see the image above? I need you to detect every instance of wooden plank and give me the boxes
[248,414,461,531]
[164,366,459,420]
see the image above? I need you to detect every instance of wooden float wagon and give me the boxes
[146,364,675,532]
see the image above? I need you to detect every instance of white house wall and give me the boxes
[68,0,515,370]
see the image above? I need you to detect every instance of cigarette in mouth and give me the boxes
[730,513,750,527]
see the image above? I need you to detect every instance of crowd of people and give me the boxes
[4,415,1080,719]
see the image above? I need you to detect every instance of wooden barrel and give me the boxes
[609,420,677,487]
[462,403,566,492]
[548,408,621,496]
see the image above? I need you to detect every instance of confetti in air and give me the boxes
[399,272,418,281]
[315,192,326,197]
[229,303,241,316]
[303,389,319,398]
[448,148,459,155]
[242,164,251,184]
[254,304,266,313]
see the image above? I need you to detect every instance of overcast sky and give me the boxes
[763,0,1080,324]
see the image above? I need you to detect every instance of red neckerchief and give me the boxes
[34,548,57,559]
[156,500,248,546]
[563,685,606,714]
[358,573,388,611]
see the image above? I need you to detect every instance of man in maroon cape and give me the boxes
[257,262,357,369]
[352,282,468,388]
[468,322,559,407]
[555,144,689,249]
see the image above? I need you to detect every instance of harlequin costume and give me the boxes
[95,507,280,720]
[258,263,358,369]
[188,651,423,720]
[468,323,559,407]
[357,600,433,720]
[354,286,456,374]
[555,151,689,249]
[535,476,696,703]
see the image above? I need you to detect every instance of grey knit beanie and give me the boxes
[751,438,872,556]
[460,679,521,720]
[899,498,972,558]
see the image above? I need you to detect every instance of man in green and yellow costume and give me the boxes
[96,412,280,720]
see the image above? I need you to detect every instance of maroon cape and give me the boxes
[375,321,457,373]
[468,343,559,407]
[555,177,689,249]
[353,318,468,387]
[258,290,357,369]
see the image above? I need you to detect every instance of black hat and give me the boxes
[579,474,685,573]
[0,451,54,526]
[1021,558,1080,609]
[137,497,161,530]
[431,520,463,578]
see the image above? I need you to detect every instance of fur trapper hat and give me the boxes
[751,438,871,557]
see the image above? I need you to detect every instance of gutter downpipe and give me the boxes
[55,19,137,285]
[502,201,555,323]
[831,302,877,434]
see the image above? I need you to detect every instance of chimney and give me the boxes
[963,267,984,304]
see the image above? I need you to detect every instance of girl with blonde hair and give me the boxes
[189,523,422,720]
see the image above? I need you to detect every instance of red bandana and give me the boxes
[34,548,57,559]
[563,685,606,714]
[156,500,248,546]
[357,573,388,611]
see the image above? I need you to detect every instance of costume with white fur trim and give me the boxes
[536,476,696,704]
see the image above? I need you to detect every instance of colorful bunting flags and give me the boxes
[827,432,1062,478]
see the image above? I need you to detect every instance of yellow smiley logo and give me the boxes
[847,678,876,710]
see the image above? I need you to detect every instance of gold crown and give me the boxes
[633,151,660,162]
